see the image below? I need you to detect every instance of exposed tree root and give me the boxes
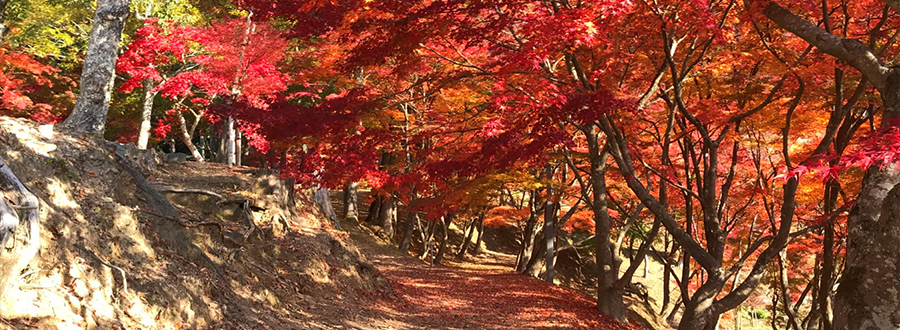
[73,244,129,295]
[240,200,256,242]
[154,187,225,200]
[0,155,40,311]
[138,208,226,231]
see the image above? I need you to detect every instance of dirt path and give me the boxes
[341,220,637,330]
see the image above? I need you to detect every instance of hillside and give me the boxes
[0,116,384,329]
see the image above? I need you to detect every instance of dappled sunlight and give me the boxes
[0,119,58,157]
[341,221,636,330]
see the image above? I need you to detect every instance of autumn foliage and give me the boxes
[7,0,900,328]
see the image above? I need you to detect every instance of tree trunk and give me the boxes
[456,218,477,258]
[0,0,8,40]
[343,182,358,222]
[524,229,546,277]
[175,111,204,161]
[833,169,900,330]
[662,251,672,314]
[283,177,296,205]
[643,254,650,279]
[225,116,236,166]
[63,0,130,135]
[235,129,242,167]
[516,193,539,272]
[364,196,382,224]
[585,129,627,321]
[378,197,396,241]
[678,280,726,330]
[213,124,226,163]
[433,215,453,265]
[0,156,41,314]
[543,164,556,283]
[137,79,156,149]
[818,180,839,330]
[473,213,485,255]
[399,211,417,252]
[778,251,802,330]
[314,187,340,229]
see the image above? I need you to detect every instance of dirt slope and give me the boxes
[0,116,384,329]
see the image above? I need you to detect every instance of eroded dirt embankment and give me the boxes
[0,116,385,330]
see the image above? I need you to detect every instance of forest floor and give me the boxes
[334,217,640,330]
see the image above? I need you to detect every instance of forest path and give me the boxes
[341,217,636,330]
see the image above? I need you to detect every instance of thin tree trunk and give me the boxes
[223,13,253,165]
[175,111,204,161]
[516,193,539,272]
[137,79,156,149]
[399,211,417,252]
[643,254,650,279]
[778,252,802,330]
[543,165,556,283]
[433,215,454,265]
[236,129,242,167]
[225,116,236,166]
[343,182,358,222]
[662,247,672,315]
[419,218,433,258]
[818,180,839,330]
[456,218,477,258]
[63,0,130,135]
[0,0,8,41]
[473,213,486,255]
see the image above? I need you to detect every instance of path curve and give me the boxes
[346,222,638,330]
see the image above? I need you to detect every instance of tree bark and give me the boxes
[175,111,204,161]
[473,213,486,254]
[236,129,242,167]
[516,192,540,272]
[314,186,340,229]
[833,169,900,330]
[433,215,454,265]
[524,229,546,277]
[63,0,131,135]
[364,196,382,224]
[543,165,556,283]
[136,79,156,149]
[225,116,236,166]
[456,218,476,258]
[818,180,839,330]
[399,211,417,252]
[378,196,396,241]
[0,0,8,40]
[778,251,802,330]
[343,182,358,222]
[591,135,625,321]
